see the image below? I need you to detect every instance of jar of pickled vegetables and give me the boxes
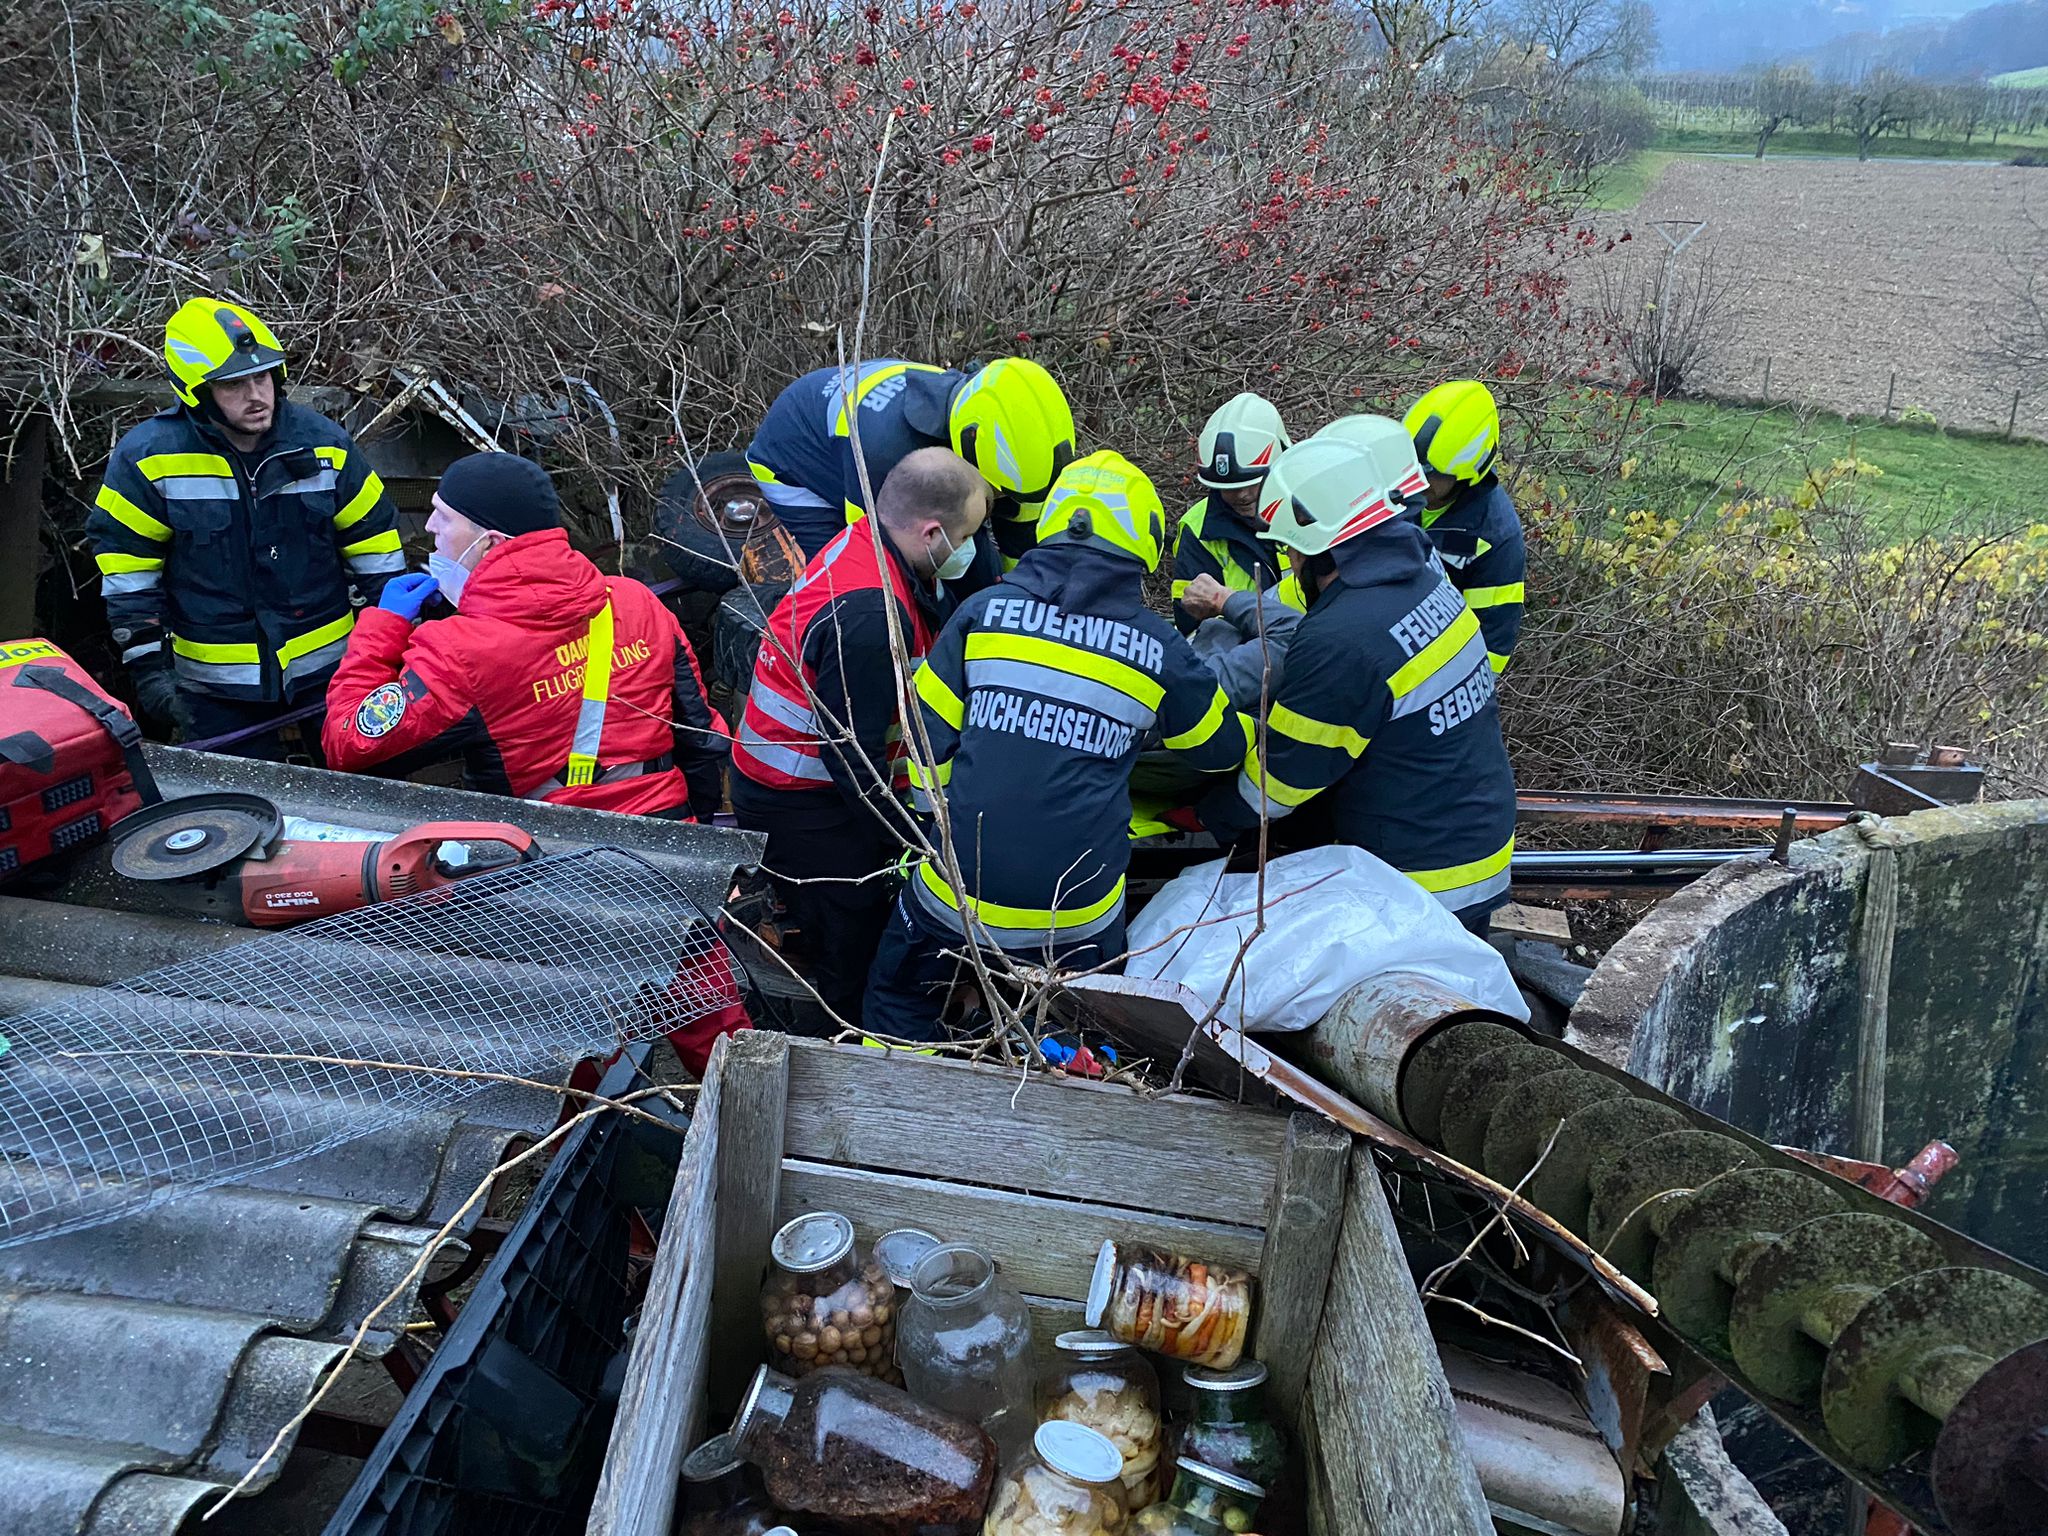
[1085,1242,1253,1370]
[1128,1458,1265,1536]
[1180,1362,1286,1490]
[1038,1330,1165,1509]
[729,1363,996,1536]
[984,1421,1130,1536]
[898,1244,1037,1458]
[676,1432,781,1536]
[759,1211,898,1381]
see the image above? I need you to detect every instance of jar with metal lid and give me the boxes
[1086,1242,1252,1371]
[984,1421,1130,1536]
[898,1243,1036,1458]
[729,1363,996,1536]
[1038,1330,1165,1509]
[874,1228,941,1298]
[759,1211,898,1381]
[1129,1458,1265,1536]
[676,1432,781,1536]
[1179,1362,1286,1490]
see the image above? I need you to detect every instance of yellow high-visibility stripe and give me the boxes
[137,451,232,481]
[316,446,347,469]
[96,485,172,542]
[964,632,1164,712]
[95,551,165,574]
[340,526,402,557]
[172,635,261,664]
[905,753,953,788]
[1275,575,1308,613]
[843,499,868,527]
[333,472,386,530]
[1489,651,1510,674]
[1408,837,1515,894]
[1243,749,1324,808]
[918,860,1125,931]
[1170,579,1192,599]
[1269,702,1368,757]
[915,664,966,729]
[833,363,943,435]
[1463,582,1524,609]
[1161,689,1231,751]
[278,612,356,665]
[1389,609,1481,699]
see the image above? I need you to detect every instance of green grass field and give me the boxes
[1583,150,1676,210]
[1991,66,2048,88]
[1651,123,2048,159]
[1562,399,2047,537]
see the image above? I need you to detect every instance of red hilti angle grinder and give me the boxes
[106,794,538,927]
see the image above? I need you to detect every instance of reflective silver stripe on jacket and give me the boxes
[172,655,262,687]
[737,722,833,781]
[1423,865,1513,912]
[747,679,821,737]
[280,637,350,686]
[1386,629,1490,720]
[963,657,1158,731]
[154,476,239,502]
[276,469,340,497]
[346,549,407,575]
[101,571,162,596]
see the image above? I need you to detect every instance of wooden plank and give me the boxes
[589,1035,727,1536]
[1489,901,1572,945]
[776,1160,1266,1303]
[706,1030,791,1419]
[782,1041,1289,1227]
[1250,1113,1351,1422]
[1301,1147,1491,1536]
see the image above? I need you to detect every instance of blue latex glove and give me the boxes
[378,571,439,622]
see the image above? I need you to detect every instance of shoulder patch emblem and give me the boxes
[354,681,407,739]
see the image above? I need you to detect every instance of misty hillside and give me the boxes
[1647,0,2044,75]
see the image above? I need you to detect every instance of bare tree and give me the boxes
[1498,0,1659,80]
[1845,68,1923,161]
[1363,0,1491,70]
[1981,210,2048,403]
[1748,65,1814,158]
[1591,249,1741,400]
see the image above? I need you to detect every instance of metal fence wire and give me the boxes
[0,846,735,1249]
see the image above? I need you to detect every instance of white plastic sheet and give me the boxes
[1124,845,1530,1032]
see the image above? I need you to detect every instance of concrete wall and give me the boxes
[1570,800,2048,1268]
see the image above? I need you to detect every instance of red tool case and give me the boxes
[0,639,154,878]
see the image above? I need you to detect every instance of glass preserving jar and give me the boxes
[1037,1330,1165,1509]
[898,1244,1036,1458]
[759,1211,898,1381]
[1129,1458,1266,1536]
[874,1228,942,1297]
[1086,1242,1253,1370]
[984,1421,1130,1536]
[1179,1362,1286,1490]
[676,1432,781,1536]
[729,1363,996,1536]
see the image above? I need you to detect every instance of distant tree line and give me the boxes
[1643,69,2048,159]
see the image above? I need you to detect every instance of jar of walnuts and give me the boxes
[759,1211,899,1381]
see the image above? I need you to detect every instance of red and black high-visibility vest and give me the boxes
[731,525,937,794]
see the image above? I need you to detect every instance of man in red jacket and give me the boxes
[323,452,728,818]
[322,452,744,1071]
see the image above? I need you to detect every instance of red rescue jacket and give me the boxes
[731,523,937,795]
[321,529,729,818]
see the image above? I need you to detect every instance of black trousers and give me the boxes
[733,787,900,1029]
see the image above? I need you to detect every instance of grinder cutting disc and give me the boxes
[109,792,283,881]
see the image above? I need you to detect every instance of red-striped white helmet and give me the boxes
[1197,392,1291,491]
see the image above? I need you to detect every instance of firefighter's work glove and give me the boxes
[377,571,440,623]
[1163,805,1206,835]
[130,661,180,732]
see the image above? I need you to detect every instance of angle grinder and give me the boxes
[106,790,537,927]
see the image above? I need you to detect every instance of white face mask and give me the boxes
[427,531,493,608]
[931,527,976,583]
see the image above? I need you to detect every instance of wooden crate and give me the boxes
[591,1030,1491,1536]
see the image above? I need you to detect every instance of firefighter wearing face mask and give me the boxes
[1190,430,1518,934]
[745,355,1076,574]
[1404,380,1525,673]
[85,297,405,757]
[727,448,992,1028]
[1170,393,1302,635]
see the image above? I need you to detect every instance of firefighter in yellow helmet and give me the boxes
[1403,381,1524,673]
[864,450,1247,1040]
[1170,392,1299,634]
[85,298,405,757]
[744,354,1075,575]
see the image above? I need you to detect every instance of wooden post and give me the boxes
[2010,389,2023,441]
[1251,1113,1350,1413]
[706,1028,791,1421]
[1760,356,1772,403]
[0,412,48,641]
[1300,1148,1492,1536]
[1884,372,1897,418]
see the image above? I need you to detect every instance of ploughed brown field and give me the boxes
[1596,156,2043,436]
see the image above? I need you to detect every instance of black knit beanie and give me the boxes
[437,453,561,537]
